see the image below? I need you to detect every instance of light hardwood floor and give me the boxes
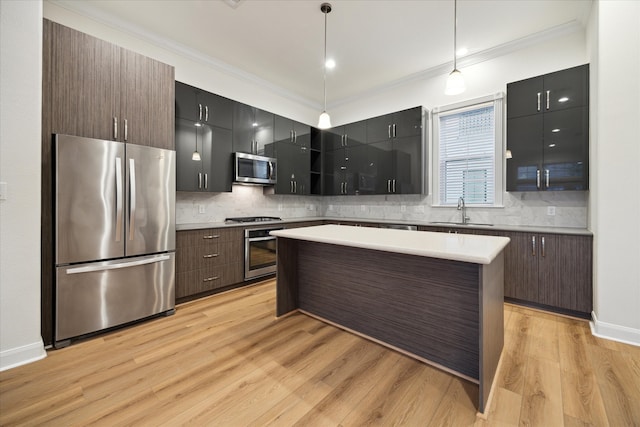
[1,279,639,426]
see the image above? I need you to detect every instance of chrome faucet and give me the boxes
[457,197,470,224]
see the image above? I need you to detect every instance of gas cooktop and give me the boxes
[225,216,282,223]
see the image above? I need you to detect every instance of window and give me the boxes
[432,94,504,206]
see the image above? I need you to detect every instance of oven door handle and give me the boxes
[247,236,277,242]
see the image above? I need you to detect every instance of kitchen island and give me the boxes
[271,224,510,413]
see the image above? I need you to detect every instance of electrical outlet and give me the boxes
[198,205,205,214]
[401,205,406,212]
[307,204,315,211]
[278,204,283,211]
[547,206,556,216]
[360,205,366,212]
[328,204,334,211]
[415,205,425,213]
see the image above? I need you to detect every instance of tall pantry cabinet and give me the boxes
[41,19,175,345]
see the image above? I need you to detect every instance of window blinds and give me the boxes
[438,105,495,205]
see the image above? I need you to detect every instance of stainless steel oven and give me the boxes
[244,227,282,280]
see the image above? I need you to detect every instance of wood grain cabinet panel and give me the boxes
[418,225,592,316]
[120,50,175,149]
[538,234,593,313]
[175,228,243,301]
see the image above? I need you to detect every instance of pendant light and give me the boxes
[445,0,466,96]
[192,125,201,161]
[318,2,332,129]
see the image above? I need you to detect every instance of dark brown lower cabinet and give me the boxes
[419,225,592,316]
[537,234,592,313]
[176,227,243,301]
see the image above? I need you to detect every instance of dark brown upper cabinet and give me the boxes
[43,19,174,150]
[506,64,589,191]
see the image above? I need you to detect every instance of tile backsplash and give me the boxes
[177,185,588,229]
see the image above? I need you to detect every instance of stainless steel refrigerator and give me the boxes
[54,134,176,348]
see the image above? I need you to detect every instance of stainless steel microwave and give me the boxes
[234,152,277,185]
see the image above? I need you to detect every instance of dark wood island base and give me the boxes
[275,228,507,414]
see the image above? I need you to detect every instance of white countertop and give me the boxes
[176,216,592,236]
[271,224,511,265]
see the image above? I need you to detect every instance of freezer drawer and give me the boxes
[55,253,175,345]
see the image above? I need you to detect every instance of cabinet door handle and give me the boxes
[123,118,128,142]
[536,169,541,189]
[388,124,392,139]
[202,235,220,239]
[541,236,546,257]
[204,173,208,190]
[294,181,298,193]
[290,181,294,193]
[532,236,536,256]
[387,180,391,193]
[537,92,541,112]
[393,179,396,193]
[293,130,297,144]
[113,116,118,140]
[393,123,397,138]
[203,253,219,258]
[198,172,202,189]
[545,169,550,188]
[205,105,209,122]
[203,276,219,282]
[198,104,203,121]
[546,90,550,110]
[344,134,348,146]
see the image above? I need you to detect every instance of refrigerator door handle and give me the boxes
[66,254,171,275]
[115,157,123,242]
[129,158,136,241]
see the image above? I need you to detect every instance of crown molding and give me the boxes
[329,20,585,109]
[47,1,584,113]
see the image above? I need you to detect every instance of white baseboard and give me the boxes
[0,340,47,372]
[590,311,640,347]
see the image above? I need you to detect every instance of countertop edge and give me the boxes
[176,216,592,236]
[271,225,511,265]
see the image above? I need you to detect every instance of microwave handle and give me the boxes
[268,161,275,180]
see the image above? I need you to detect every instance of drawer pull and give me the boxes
[203,254,219,258]
[203,276,219,282]
[202,235,220,239]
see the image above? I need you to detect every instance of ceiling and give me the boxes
[50,0,593,108]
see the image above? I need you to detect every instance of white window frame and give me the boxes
[431,93,504,207]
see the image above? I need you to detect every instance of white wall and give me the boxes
[588,0,640,345]
[0,0,47,370]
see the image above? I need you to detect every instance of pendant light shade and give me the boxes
[318,2,332,129]
[445,0,466,95]
[192,125,201,161]
[445,69,466,95]
[318,111,332,129]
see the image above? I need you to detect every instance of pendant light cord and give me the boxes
[323,5,328,112]
[453,0,457,70]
